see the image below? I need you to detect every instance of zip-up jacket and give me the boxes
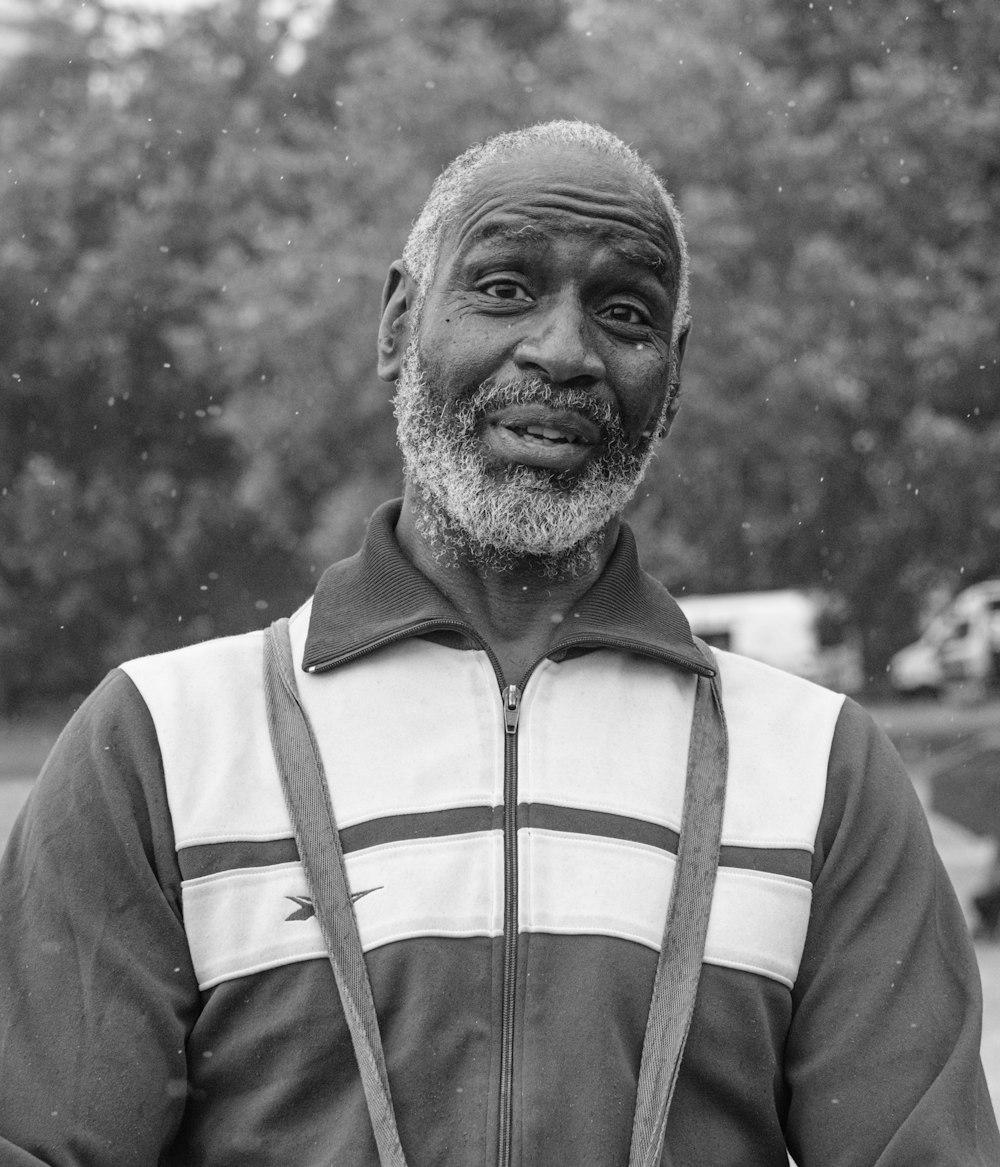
[1,500,997,1166]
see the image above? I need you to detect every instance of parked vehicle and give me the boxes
[889,579,1000,697]
[674,589,864,693]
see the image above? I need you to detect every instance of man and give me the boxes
[0,121,997,1165]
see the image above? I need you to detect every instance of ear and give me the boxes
[377,260,418,382]
[675,321,690,369]
[660,321,690,437]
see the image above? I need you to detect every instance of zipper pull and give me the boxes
[503,684,521,734]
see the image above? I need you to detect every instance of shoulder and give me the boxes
[814,692,932,876]
[712,648,847,796]
[121,602,312,712]
[9,666,185,916]
[37,667,165,802]
[121,626,266,698]
[710,649,919,860]
[120,602,308,725]
[711,647,847,742]
[115,614,310,852]
[705,649,846,855]
[709,648,894,776]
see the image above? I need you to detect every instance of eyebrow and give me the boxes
[461,220,672,279]
[464,220,548,248]
[606,236,669,276]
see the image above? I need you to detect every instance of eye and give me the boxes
[601,301,650,328]
[478,278,532,302]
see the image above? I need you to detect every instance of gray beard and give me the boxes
[393,339,665,579]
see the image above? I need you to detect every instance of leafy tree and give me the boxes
[0,0,317,705]
[553,0,1000,674]
[1,0,997,708]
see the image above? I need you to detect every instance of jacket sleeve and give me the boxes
[784,696,1000,1165]
[0,670,200,1165]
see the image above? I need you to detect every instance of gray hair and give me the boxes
[401,120,690,343]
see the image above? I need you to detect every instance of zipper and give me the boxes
[307,624,711,1167]
[313,620,527,1164]
[503,683,522,734]
[490,640,710,1167]
[498,682,521,1167]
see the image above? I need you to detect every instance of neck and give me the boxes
[395,485,620,685]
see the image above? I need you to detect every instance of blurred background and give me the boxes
[0,0,997,712]
[1,0,999,1098]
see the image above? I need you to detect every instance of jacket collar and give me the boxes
[302,499,712,677]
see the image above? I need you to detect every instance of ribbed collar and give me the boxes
[302,499,712,678]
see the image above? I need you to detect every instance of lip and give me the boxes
[481,406,603,471]
[486,405,603,444]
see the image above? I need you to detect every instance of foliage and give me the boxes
[0,0,997,707]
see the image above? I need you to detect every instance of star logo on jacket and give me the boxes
[284,895,315,922]
[284,887,384,922]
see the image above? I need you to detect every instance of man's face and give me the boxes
[393,144,685,574]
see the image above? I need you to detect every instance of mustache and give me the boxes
[458,375,617,433]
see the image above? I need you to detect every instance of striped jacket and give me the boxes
[0,500,996,1166]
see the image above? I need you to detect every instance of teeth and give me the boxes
[524,424,575,443]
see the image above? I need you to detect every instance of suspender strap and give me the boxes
[628,642,728,1167]
[264,618,727,1167]
[264,618,409,1167]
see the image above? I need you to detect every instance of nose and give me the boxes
[512,291,605,388]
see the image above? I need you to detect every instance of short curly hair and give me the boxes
[402,120,690,343]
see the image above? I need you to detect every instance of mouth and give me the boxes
[490,406,603,443]
[504,422,586,447]
[482,406,603,470]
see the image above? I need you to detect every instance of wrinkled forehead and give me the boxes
[440,145,681,287]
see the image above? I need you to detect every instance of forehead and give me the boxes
[440,145,680,285]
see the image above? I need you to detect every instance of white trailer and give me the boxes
[675,589,864,693]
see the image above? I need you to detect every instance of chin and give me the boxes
[413,494,608,580]
[405,456,635,580]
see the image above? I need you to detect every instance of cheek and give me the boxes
[420,322,514,396]
[611,362,672,437]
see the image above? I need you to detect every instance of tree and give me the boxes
[547,0,1000,674]
[1,0,997,707]
[0,0,318,705]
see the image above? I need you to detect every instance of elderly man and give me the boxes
[1,121,996,1166]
